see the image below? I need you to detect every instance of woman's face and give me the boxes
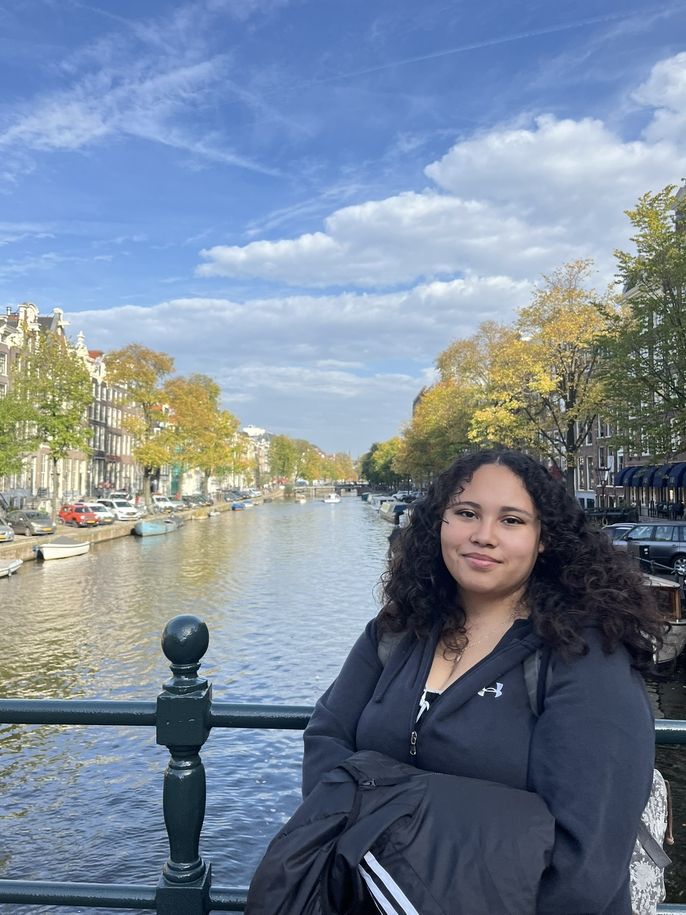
[439,463,543,609]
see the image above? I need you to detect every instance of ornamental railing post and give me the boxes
[155,615,212,915]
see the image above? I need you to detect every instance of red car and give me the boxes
[59,503,99,527]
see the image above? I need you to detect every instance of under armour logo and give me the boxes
[478,682,504,698]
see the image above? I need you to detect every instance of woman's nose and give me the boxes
[470,517,498,545]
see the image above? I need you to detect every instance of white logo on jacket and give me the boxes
[477,682,504,698]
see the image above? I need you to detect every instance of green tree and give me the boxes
[0,385,34,479]
[12,330,92,519]
[360,438,404,488]
[269,434,299,481]
[604,185,686,457]
[105,344,175,508]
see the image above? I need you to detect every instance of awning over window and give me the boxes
[648,464,673,488]
[613,467,632,486]
[667,462,686,488]
[632,466,654,487]
[621,466,641,487]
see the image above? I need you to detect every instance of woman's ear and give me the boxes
[538,540,545,554]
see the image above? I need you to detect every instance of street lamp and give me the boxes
[598,466,610,513]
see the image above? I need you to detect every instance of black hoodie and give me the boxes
[302,618,654,914]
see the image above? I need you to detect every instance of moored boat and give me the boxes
[645,573,686,667]
[0,558,23,578]
[379,500,405,524]
[133,517,182,537]
[35,536,91,561]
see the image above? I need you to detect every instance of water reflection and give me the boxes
[0,499,390,913]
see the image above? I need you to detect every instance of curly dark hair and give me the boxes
[379,448,665,668]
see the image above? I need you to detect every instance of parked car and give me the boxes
[0,520,14,543]
[59,503,99,527]
[83,502,115,525]
[96,498,141,521]
[152,495,183,512]
[601,523,636,550]
[625,521,686,574]
[6,509,56,536]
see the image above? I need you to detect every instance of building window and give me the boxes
[0,352,6,375]
[0,383,6,398]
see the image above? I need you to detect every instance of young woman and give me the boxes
[302,449,665,914]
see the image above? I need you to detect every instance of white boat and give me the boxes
[0,558,22,578]
[295,496,307,504]
[322,494,341,504]
[35,536,91,561]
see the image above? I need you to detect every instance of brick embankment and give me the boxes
[0,502,234,564]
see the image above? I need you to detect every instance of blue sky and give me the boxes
[1,0,685,455]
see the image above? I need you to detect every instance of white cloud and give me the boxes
[69,274,529,366]
[633,51,686,145]
[198,53,686,289]
[198,192,569,286]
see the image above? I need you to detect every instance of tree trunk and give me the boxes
[565,423,577,498]
[143,468,153,510]
[51,457,60,522]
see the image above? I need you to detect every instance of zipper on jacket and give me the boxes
[410,729,418,757]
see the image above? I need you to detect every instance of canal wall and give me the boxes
[0,502,236,564]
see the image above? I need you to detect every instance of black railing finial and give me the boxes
[156,616,213,913]
[161,615,209,691]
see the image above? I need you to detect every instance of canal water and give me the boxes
[1,497,686,912]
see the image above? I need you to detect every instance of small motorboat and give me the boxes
[295,496,307,504]
[133,518,182,537]
[0,558,23,578]
[322,494,341,504]
[207,509,220,517]
[35,536,91,561]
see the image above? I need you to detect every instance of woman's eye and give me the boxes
[503,517,524,525]
[456,509,476,519]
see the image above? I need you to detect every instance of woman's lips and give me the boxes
[462,553,500,569]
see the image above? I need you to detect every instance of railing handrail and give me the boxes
[1,614,684,913]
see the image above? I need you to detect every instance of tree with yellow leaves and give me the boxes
[397,380,478,484]
[164,374,241,496]
[105,344,176,507]
[469,260,617,494]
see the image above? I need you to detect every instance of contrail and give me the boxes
[307,10,656,85]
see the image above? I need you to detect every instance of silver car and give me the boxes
[601,523,636,551]
[625,522,686,575]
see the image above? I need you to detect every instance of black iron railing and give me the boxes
[0,614,684,913]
